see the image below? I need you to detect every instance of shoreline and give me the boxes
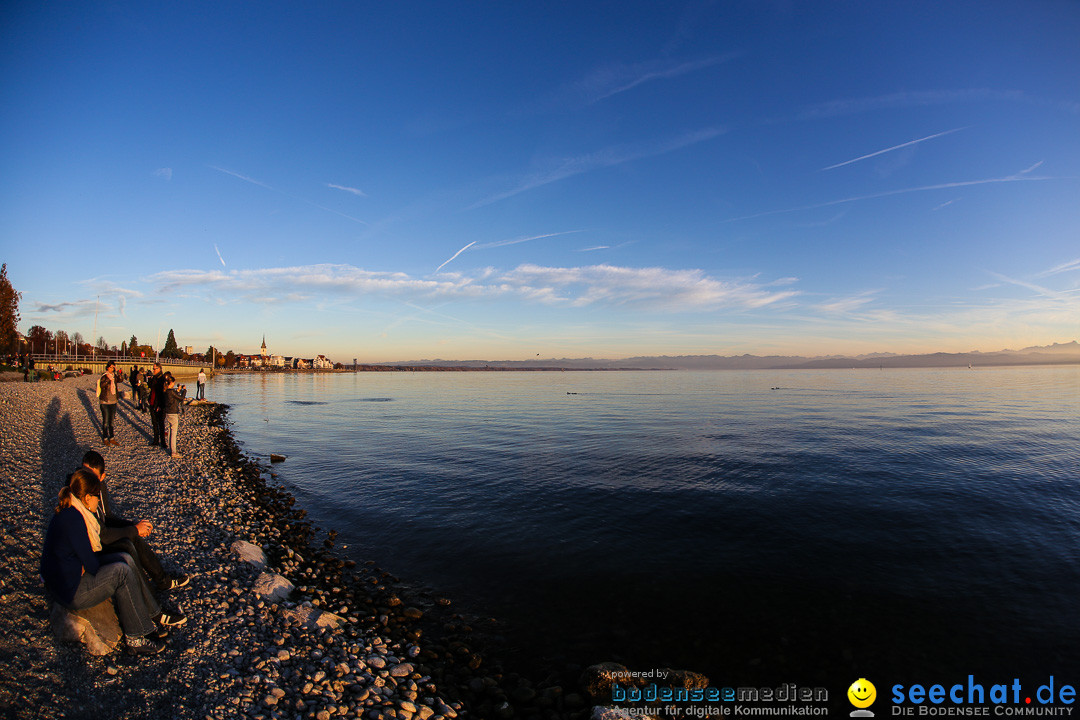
[0,375,598,720]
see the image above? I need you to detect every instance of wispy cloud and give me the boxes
[1034,258,1080,278]
[34,299,98,315]
[469,127,726,209]
[526,54,737,114]
[724,169,1076,223]
[153,167,173,181]
[575,55,736,104]
[799,89,1080,120]
[327,183,367,197]
[29,279,142,322]
[500,264,799,310]
[148,262,799,313]
[987,271,1068,301]
[214,244,227,267]
[816,291,880,314]
[932,198,960,211]
[822,127,968,171]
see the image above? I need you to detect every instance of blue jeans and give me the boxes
[68,552,160,637]
[100,402,116,439]
[196,382,205,400]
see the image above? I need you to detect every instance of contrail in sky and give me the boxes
[822,127,969,171]
[214,244,226,267]
[435,231,581,271]
[435,241,477,272]
[474,230,582,249]
[211,165,272,189]
[211,165,367,224]
[724,172,1073,223]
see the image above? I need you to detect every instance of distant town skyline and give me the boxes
[2,3,1078,362]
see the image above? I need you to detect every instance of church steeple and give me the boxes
[261,334,268,358]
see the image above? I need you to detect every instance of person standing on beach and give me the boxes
[148,363,167,447]
[98,361,119,446]
[136,366,149,412]
[163,374,187,459]
[129,366,140,410]
[196,368,206,400]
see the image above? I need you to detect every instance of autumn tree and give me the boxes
[128,335,138,356]
[0,264,21,354]
[27,325,52,353]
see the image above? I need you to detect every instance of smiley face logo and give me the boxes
[848,678,876,709]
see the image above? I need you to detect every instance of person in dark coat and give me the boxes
[148,362,168,448]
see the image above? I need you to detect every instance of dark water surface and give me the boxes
[210,367,1080,685]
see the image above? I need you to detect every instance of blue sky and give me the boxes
[2,1,1078,362]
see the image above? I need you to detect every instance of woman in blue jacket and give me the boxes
[41,468,166,655]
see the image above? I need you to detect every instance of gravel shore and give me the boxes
[0,375,589,720]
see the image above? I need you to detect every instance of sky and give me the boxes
[1,1,1078,362]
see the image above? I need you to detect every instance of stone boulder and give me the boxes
[50,599,121,656]
[253,571,295,602]
[661,668,709,690]
[580,662,632,701]
[282,604,347,631]
[231,539,268,569]
[591,707,659,720]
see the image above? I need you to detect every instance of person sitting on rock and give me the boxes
[78,450,190,594]
[41,469,167,655]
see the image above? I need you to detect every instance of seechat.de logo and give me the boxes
[849,679,878,718]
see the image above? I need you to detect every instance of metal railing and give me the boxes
[22,353,210,368]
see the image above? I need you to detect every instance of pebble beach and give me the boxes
[0,374,612,720]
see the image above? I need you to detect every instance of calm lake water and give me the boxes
[208,366,1080,684]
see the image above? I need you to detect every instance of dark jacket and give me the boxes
[41,507,102,606]
[164,386,187,414]
[149,372,167,411]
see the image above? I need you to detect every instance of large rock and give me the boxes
[592,707,659,720]
[661,668,709,690]
[580,662,632,701]
[580,662,710,702]
[253,571,294,602]
[231,539,267,569]
[282,604,347,631]
[50,599,121,656]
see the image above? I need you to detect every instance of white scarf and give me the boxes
[70,495,102,552]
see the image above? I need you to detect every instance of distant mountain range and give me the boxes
[385,341,1080,371]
